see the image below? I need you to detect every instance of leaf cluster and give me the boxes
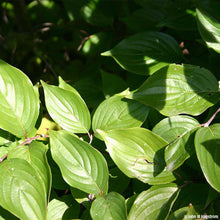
[0,0,220,219]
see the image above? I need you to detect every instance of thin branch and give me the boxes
[0,134,49,163]
[88,132,93,144]
[200,107,220,127]
[77,35,93,51]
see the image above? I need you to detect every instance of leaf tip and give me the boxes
[101,50,112,57]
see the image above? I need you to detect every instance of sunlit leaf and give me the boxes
[90,192,127,220]
[58,76,80,96]
[7,141,51,197]
[153,116,200,171]
[97,128,175,185]
[92,90,149,138]
[101,31,182,75]
[128,64,219,116]
[0,158,47,220]
[48,194,80,220]
[128,183,179,220]
[49,130,109,195]
[195,124,220,192]
[41,81,91,133]
[0,59,39,138]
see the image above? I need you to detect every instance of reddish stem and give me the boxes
[200,107,220,127]
[0,134,49,163]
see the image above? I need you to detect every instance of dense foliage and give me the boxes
[0,0,220,219]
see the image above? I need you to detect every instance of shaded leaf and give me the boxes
[0,59,39,138]
[101,70,127,98]
[49,130,109,195]
[128,183,179,220]
[41,81,91,133]
[128,64,219,116]
[158,0,197,31]
[167,207,188,220]
[101,31,182,75]
[153,116,200,171]
[90,192,126,220]
[0,158,47,220]
[195,124,220,192]
[97,128,175,185]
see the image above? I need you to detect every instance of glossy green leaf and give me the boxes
[90,192,127,220]
[195,124,220,192]
[48,199,68,220]
[7,141,51,197]
[0,59,39,138]
[49,130,109,195]
[58,76,81,96]
[196,1,220,53]
[97,128,175,185]
[128,184,179,220]
[101,31,182,75]
[0,141,17,159]
[0,206,19,220]
[92,90,149,138]
[41,81,91,133]
[128,64,219,116]
[153,116,200,171]
[0,158,47,220]
[48,194,80,220]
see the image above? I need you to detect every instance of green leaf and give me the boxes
[195,124,220,192]
[48,199,68,220]
[58,76,81,96]
[49,130,109,195]
[121,6,165,32]
[168,204,200,220]
[0,158,47,220]
[101,70,127,98]
[70,187,90,206]
[0,206,19,220]
[196,1,220,53]
[128,183,179,220]
[153,116,200,171]
[90,192,127,220]
[0,59,39,138]
[167,207,188,220]
[158,0,197,31]
[173,183,209,210]
[92,90,149,138]
[7,141,52,198]
[48,194,80,220]
[101,31,182,75]
[128,64,219,116]
[41,81,91,133]
[97,128,175,185]
[108,167,130,194]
